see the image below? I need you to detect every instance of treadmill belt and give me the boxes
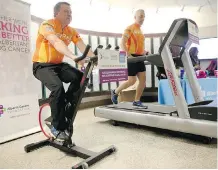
[104,102,177,115]
[105,107,165,116]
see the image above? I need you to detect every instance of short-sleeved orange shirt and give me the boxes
[32,19,82,64]
[123,23,145,55]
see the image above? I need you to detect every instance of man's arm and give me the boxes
[71,28,95,57]
[46,35,77,60]
[76,40,95,57]
[40,23,77,61]
[121,36,129,54]
[121,28,131,56]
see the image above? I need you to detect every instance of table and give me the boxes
[158,78,217,105]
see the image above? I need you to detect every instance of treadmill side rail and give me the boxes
[94,107,217,138]
[181,49,204,103]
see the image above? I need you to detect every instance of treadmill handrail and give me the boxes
[127,54,165,67]
[127,56,147,63]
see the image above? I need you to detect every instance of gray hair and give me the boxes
[134,9,145,16]
[54,2,70,17]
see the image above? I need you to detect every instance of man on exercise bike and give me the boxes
[111,9,147,107]
[32,2,95,141]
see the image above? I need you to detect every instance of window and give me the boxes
[153,37,160,54]
[108,37,116,49]
[197,38,218,59]
[145,38,151,52]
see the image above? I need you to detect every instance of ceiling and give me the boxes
[22,0,217,33]
[88,0,217,13]
[22,0,217,13]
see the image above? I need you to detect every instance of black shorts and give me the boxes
[128,61,146,76]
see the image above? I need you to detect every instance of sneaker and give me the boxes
[111,90,118,104]
[50,126,69,141]
[133,101,147,108]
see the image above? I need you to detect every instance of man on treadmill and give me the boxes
[111,9,147,107]
[32,2,95,141]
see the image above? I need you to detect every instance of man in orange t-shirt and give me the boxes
[32,2,95,141]
[111,9,147,107]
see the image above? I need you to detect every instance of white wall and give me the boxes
[199,25,217,39]
[198,25,217,70]
[69,7,217,34]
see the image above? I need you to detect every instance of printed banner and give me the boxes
[185,78,217,104]
[158,78,217,106]
[0,0,40,143]
[98,49,128,83]
[0,94,39,143]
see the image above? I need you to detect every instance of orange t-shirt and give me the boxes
[123,23,145,55]
[32,19,82,64]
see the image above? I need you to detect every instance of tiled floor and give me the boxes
[0,108,217,169]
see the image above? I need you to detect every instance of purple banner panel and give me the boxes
[99,68,128,83]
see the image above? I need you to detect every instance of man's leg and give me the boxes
[115,76,137,94]
[135,71,146,101]
[111,76,137,104]
[33,63,68,140]
[111,62,137,104]
[133,62,146,107]
[59,63,83,120]
[59,63,83,102]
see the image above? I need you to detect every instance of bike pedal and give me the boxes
[67,143,76,148]
[63,139,75,147]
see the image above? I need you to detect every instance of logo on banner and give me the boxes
[0,105,6,117]
[199,86,217,100]
[119,51,126,63]
[99,52,103,60]
[0,104,30,118]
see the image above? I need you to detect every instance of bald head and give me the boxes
[134,9,145,26]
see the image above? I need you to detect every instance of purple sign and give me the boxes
[99,68,128,83]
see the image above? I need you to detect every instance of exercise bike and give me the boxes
[24,44,116,169]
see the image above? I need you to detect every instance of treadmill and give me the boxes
[94,18,217,140]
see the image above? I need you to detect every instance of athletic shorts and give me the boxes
[128,61,146,76]
[128,54,146,76]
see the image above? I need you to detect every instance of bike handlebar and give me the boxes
[115,46,120,50]
[94,45,103,55]
[105,44,112,49]
[74,45,91,63]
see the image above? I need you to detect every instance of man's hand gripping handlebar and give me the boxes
[74,44,104,66]
[74,45,91,66]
